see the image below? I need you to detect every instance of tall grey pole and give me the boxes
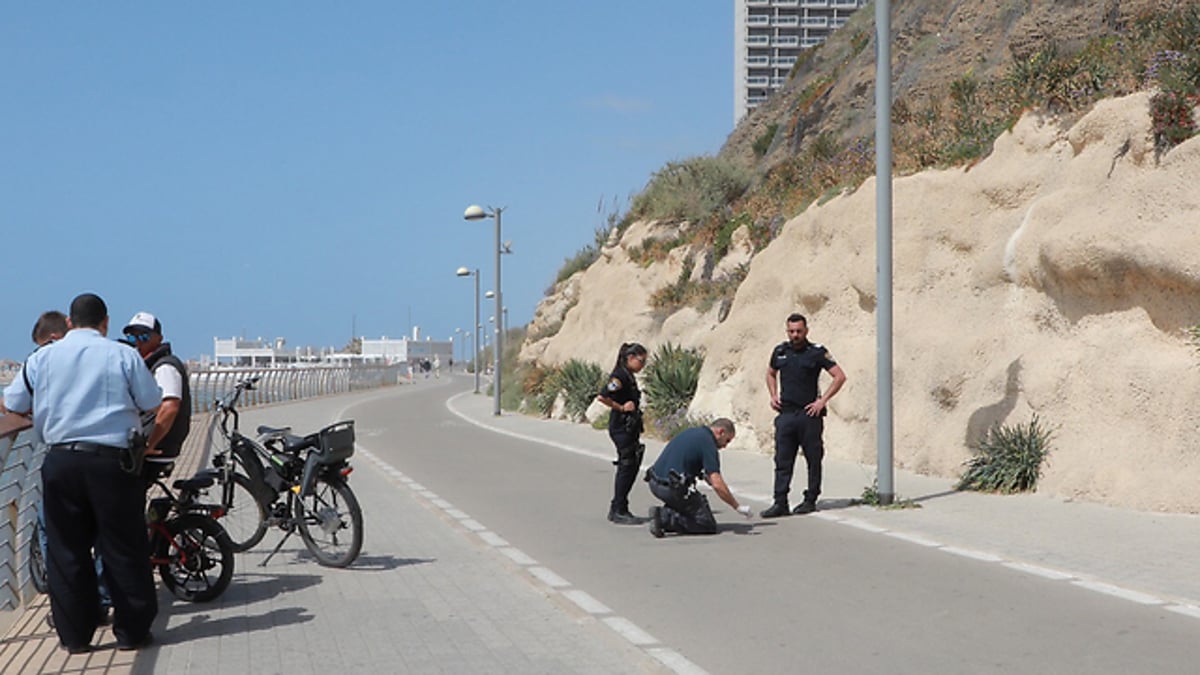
[492,208,503,416]
[473,269,481,394]
[875,0,895,505]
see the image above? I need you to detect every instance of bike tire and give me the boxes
[155,513,235,602]
[222,472,269,552]
[294,475,363,568]
[29,517,48,594]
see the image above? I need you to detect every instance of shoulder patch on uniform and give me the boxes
[606,377,623,392]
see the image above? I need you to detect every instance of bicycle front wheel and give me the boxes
[156,514,235,602]
[222,472,268,552]
[295,475,363,568]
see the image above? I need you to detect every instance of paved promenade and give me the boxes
[4,378,1199,673]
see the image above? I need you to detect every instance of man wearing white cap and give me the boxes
[122,312,191,477]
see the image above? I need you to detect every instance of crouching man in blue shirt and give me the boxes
[643,418,751,537]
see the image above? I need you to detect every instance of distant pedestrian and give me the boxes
[760,313,847,517]
[595,342,648,525]
[2,293,162,652]
[433,354,441,378]
[644,418,750,537]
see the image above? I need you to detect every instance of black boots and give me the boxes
[760,502,790,518]
[608,508,640,525]
[648,506,664,538]
[792,500,817,515]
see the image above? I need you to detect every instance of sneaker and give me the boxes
[64,643,93,655]
[792,501,817,515]
[648,506,664,538]
[618,509,645,524]
[760,502,791,518]
[607,509,640,525]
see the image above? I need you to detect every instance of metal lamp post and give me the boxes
[465,204,504,416]
[455,266,482,394]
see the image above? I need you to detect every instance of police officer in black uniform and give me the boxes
[761,313,847,517]
[596,342,648,524]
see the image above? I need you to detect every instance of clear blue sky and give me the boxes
[0,3,733,363]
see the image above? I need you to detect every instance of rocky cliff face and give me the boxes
[520,94,1200,513]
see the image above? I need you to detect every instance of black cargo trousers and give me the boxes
[646,470,717,535]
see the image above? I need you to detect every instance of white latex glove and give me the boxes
[737,505,752,518]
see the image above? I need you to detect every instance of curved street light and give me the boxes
[465,204,504,416]
[455,266,482,394]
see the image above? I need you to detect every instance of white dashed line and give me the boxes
[602,616,658,646]
[646,648,711,675]
[528,566,570,588]
[460,519,487,532]
[562,589,612,615]
[445,509,470,520]
[477,531,509,547]
[497,547,537,565]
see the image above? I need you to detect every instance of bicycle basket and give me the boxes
[315,420,355,465]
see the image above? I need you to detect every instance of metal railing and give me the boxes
[0,364,402,628]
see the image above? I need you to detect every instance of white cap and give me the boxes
[124,311,161,334]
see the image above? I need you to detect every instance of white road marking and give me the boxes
[941,546,1003,563]
[562,589,611,615]
[497,547,537,565]
[1002,562,1075,581]
[528,566,570,588]
[1166,604,1200,620]
[885,531,940,547]
[1071,580,1163,605]
[602,616,658,646]
[478,531,509,547]
[646,647,711,675]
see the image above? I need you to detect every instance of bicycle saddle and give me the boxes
[174,470,218,492]
[257,424,292,436]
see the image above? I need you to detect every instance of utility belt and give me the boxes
[51,426,146,475]
[50,441,124,455]
[644,468,693,490]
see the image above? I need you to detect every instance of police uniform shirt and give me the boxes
[2,328,162,446]
[769,340,837,411]
[599,365,640,430]
[651,426,721,482]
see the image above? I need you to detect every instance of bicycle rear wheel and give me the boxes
[295,476,363,568]
[155,514,235,602]
[29,517,48,594]
[221,472,268,552]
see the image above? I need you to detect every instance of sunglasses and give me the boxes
[124,332,153,343]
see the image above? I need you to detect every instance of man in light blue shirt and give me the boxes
[2,293,162,653]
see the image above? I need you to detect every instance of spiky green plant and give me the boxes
[554,359,606,422]
[957,415,1053,494]
[642,343,704,421]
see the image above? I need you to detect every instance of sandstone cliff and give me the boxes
[521,93,1200,513]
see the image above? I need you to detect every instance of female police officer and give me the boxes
[595,342,648,524]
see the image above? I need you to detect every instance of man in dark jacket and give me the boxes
[122,312,191,482]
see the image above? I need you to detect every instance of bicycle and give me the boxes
[29,465,235,603]
[210,376,364,568]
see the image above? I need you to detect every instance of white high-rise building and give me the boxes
[733,0,868,124]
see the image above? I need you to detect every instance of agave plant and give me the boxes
[957,415,1053,494]
[642,343,704,421]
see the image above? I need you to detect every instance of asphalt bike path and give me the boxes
[347,376,1200,674]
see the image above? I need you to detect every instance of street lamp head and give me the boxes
[464,205,488,221]
[456,266,471,277]
[484,290,495,299]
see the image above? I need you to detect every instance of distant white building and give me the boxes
[734,0,868,124]
[212,335,452,367]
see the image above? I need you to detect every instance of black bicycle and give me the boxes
[210,376,363,567]
[29,467,235,603]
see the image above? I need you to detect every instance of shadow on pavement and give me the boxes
[347,554,436,571]
[715,521,777,535]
